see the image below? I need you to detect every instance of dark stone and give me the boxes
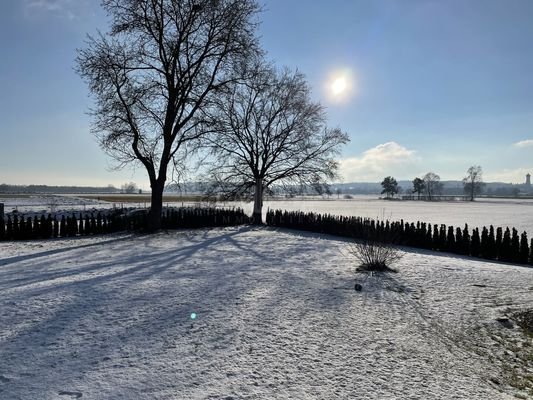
[496,317,514,329]
[489,377,501,385]
[354,283,363,291]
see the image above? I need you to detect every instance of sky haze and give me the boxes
[1,0,533,187]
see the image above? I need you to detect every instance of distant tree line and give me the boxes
[266,209,533,266]
[0,207,249,241]
[382,166,487,201]
[0,184,121,194]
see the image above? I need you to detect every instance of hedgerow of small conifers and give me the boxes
[0,207,249,241]
[266,209,531,266]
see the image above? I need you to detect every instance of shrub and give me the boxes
[348,238,403,273]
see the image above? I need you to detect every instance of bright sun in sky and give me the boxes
[326,69,354,103]
[331,77,347,95]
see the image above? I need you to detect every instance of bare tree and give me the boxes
[463,165,485,201]
[121,182,138,194]
[76,0,260,231]
[204,63,349,224]
[423,172,443,200]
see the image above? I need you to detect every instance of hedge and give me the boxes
[0,207,249,241]
[266,209,532,266]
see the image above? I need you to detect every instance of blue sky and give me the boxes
[1,0,533,186]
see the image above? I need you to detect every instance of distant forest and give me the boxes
[1,181,530,197]
[331,181,531,197]
[0,184,121,195]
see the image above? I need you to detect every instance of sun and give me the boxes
[325,69,354,103]
[331,77,347,95]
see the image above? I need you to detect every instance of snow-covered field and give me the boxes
[0,227,531,399]
[255,197,533,236]
[0,195,109,215]
[4,194,533,236]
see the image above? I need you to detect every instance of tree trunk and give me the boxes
[147,180,165,232]
[252,179,263,225]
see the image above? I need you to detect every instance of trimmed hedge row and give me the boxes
[266,209,533,266]
[0,207,249,241]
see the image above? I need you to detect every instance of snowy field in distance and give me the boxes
[0,227,531,399]
[0,195,109,215]
[3,194,533,236]
[252,196,533,236]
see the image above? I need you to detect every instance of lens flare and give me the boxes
[190,312,197,320]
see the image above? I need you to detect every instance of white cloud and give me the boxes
[513,139,533,148]
[24,0,80,19]
[339,142,419,182]
[485,167,533,184]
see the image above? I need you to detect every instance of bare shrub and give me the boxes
[513,309,533,335]
[348,239,404,272]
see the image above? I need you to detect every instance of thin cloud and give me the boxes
[24,0,80,20]
[513,139,533,148]
[485,168,533,184]
[339,142,419,182]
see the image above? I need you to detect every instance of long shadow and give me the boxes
[0,234,136,266]
[269,226,533,270]
[0,227,258,294]
[0,227,281,395]
[0,225,359,398]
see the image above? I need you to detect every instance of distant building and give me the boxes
[527,173,531,186]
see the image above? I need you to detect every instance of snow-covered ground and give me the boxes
[0,227,531,399]
[0,195,109,215]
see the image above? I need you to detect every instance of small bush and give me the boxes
[348,239,403,272]
[513,309,533,335]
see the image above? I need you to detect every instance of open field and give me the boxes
[77,194,206,203]
[3,194,533,236]
[255,197,533,236]
[0,227,531,399]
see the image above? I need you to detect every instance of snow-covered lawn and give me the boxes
[0,227,531,399]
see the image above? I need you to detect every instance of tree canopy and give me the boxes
[77,0,261,230]
[381,176,399,198]
[203,63,349,223]
[463,165,485,201]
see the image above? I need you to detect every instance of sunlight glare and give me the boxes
[325,69,355,104]
[332,77,347,95]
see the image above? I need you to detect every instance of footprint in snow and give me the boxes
[58,390,83,398]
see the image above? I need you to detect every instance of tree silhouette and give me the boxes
[77,0,261,230]
[463,165,485,201]
[412,177,425,200]
[381,176,399,199]
[423,172,443,200]
[203,63,348,224]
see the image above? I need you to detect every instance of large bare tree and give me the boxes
[77,0,260,230]
[463,165,484,201]
[423,172,443,200]
[204,64,349,224]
